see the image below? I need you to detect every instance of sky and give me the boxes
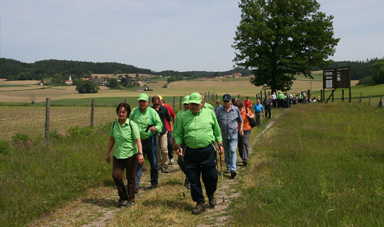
[1,0,383,72]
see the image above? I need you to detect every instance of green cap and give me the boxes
[138,93,149,101]
[189,92,202,104]
[182,95,190,104]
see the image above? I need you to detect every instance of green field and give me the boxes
[230,103,384,226]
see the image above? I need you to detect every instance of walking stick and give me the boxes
[219,152,225,202]
[180,167,186,197]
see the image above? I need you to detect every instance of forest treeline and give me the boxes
[0,57,380,81]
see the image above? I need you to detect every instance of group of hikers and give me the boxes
[271,91,321,109]
[105,92,278,215]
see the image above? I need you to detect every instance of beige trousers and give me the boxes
[157,132,169,168]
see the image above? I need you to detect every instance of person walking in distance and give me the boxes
[152,96,172,173]
[216,94,243,179]
[174,92,224,215]
[244,96,252,109]
[253,99,264,126]
[263,96,272,119]
[172,95,191,188]
[130,93,163,190]
[106,103,144,207]
[236,99,254,167]
[158,95,176,165]
[200,93,214,111]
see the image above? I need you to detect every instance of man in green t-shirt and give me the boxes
[174,92,224,215]
[130,93,163,191]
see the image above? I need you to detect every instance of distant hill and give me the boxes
[1,57,379,81]
[0,58,153,81]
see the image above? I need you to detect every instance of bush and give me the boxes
[76,80,99,93]
[357,76,375,85]
[12,133,30,144]
[0,140,9,154]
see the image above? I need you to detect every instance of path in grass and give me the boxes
[198,119,276,226]
[29,120,276,226]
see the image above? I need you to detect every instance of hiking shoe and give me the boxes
[230,171,237,179]
[159,167,163,173]
[192,201,206,215]
[243,160,247,167]
[115,199,126,208]
[224,170,230,174]
[208,195,216,208]
[134,188,139,194]
[125,201,134,207]
[163,166,170,173]
[150,184,158,189]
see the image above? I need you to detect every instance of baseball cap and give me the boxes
[138,93,149,101]
[223,94,231,102]
[189,92,202,104]
[182,95,190,104]
[157,95,163,101]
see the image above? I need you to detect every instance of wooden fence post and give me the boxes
[179,96,182,110]
[216,94,218,101]
[173,96,176,110]
[320,89,323,102]
[90,99,95,127]
[45,98,50,145]
[359,92,362,103]
[369,94,371,106]
[260,91,263,100]
[125,98,127,103]
[342,90,344,102]
[379,95,384,108]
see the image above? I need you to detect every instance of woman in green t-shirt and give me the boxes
[106,103,144,208]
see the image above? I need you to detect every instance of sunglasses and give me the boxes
[153,104,160,106]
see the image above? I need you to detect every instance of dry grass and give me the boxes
[0,106,116,140]
[0,78,359,103]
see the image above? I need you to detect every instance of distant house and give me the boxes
[91,78,106,86]
[233,73,242,78]
[137,85,150,91]
[65,76,73,85]
[140,75,151,80]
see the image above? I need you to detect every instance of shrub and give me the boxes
[0,140,9,154]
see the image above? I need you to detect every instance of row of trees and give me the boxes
[0,59,153,81]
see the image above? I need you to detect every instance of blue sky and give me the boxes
[1,0,383,72]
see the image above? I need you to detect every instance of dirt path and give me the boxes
[29,121,275,227]
[198,120,276,226]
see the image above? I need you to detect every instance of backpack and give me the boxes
[246,107,257,128]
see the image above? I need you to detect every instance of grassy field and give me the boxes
[0,106,117,141]
[1,76,359,104]
[230,103,384,226]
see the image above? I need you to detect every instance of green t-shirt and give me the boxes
[204,102,214,111]
[174,108,222,149]
[109,120,140,159]
[172,110,186,139]
[129,107,163,140]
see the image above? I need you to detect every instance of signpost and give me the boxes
[323,67,351,104]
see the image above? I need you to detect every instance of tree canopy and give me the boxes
[233,0,340,91]
[372,59,384,84]
[76,80,100,93]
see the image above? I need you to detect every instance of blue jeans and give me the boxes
[136,135,158,189]
[222,137,238,172]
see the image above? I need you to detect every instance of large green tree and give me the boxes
[233,0,340,91]
[76,80,99,93]
[372,59,384,84]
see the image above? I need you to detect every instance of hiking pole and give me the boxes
[219,153,225,202]
[180,167,186,197]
